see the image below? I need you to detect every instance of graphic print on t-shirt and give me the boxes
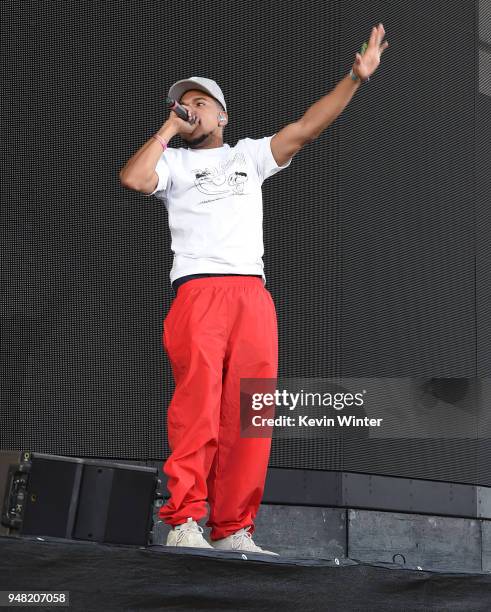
[193,150,249,204]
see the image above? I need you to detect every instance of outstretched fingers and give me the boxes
[368,24,379,47]
[369,23,386,48]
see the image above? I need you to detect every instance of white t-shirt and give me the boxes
[142,135,292,286]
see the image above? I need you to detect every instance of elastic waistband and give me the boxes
[176,274,264,296]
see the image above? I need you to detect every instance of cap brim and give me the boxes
[168,79,225,111]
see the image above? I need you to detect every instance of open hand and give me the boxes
[352,23,389,81]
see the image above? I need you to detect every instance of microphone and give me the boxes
[165,97,191,122]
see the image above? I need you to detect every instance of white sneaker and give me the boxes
[211,525,279,556]
[166,517,213,549]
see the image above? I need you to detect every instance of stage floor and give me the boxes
[1,534,491,611]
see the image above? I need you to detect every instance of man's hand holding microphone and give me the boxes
[164,99,201,137]
[119,97,200,194]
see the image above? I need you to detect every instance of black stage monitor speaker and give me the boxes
[0,450,160,546]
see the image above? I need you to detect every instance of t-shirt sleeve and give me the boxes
[141,152,171,198]
[242,134,293,183]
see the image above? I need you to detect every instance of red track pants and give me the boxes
[160,275,278,541]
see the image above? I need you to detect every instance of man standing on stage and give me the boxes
[120,24,388,554]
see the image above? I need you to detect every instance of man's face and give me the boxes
[179,89,226,146]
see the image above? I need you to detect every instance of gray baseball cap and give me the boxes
[168,76,227,112]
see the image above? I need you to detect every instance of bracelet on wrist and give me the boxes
[350,68,369,84]
[152,134,168,151]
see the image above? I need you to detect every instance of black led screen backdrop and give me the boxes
[1,1,490,484]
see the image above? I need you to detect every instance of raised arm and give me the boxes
[119,122,178,194]
[271,23,389,167]
[119,104,200,194]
